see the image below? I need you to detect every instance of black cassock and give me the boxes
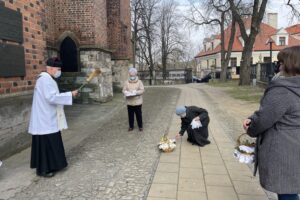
[31,131,68,175]
[179,106,210,146]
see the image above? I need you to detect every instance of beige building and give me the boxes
[195,14,300,79]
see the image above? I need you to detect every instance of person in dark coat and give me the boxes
[243,46,300,200]
[175,106,210,146]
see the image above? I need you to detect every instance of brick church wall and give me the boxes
[0,0,132,97]
[44,0,56,48]
[0,0,46,97]
[0,0,47,159]
[120,0,132,59]
[107,0,132,60]
[0,0,132,158]
[45,0,108,49]
[53,0,94,45]
[94,0,108,47]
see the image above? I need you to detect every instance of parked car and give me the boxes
[192,73,212,83]
[192,76,201,83]
[199,73,212,83]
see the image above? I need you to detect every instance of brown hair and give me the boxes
[277,45,300,76]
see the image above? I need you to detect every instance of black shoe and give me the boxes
[37,172,55,178]
[128,128,133,131]
[139,128,143,132]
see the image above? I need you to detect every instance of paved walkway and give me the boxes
[0,84,280,200]
[147,84,273,200]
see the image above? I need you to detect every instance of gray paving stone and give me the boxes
[7,88,180,200]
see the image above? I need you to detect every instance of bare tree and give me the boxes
[131,0,143,68]
[229,0,268,85]
[186,0,236,82]
[286,0,300,20]
[138,0,160,85]
[159,0,184,80]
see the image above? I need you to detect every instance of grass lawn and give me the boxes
[208,79,265,103]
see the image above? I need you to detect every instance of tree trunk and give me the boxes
[149,67,153,85]
[220,12,227,82]
[229,0,268,85]
[133,34,136,68]
[224,17,236,81]
[162,58,167,80]
[239,43,253,85]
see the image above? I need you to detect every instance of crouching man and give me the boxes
[175,106,210,146]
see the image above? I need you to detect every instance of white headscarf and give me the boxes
[129,67,137,75]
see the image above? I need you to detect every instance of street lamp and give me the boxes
[266,38,274,82]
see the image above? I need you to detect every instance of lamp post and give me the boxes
[266,38,274,82]
[269,39,273,64]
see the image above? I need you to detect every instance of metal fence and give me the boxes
[250,64,256,79]
[260,62,275,83]
[138,69,193,84]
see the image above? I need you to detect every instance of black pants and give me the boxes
[127,105,143,129]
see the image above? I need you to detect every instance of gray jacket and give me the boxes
[247,76,300,194]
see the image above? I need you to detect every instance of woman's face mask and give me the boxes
[129,76,136,81]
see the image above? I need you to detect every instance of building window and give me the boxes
[207,60,209,69]
[204,44,206,52]
[279,37,286,46]
[230,57,237,67]
[211,42,214,49]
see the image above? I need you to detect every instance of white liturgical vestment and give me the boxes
[28,72,73,135]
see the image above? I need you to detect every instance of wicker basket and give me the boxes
[158,134,176,153]
[162,147,175,153]
[234,133,255,163]
[235,133,255,152]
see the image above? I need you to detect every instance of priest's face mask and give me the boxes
[53,69,62,78]
[47,66,61,78]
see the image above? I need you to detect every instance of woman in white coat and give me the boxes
[28,57,78,177]
[122,68,144,131]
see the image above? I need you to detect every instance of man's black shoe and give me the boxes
[37,172,55,178]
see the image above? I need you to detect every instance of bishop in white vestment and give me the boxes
[28,57,78,177]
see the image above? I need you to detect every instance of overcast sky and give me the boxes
[175,0,300,56]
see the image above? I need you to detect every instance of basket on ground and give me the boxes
[158,134,176,153]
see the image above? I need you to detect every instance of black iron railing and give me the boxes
[138,69,193,84]
[260,63,275,83]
